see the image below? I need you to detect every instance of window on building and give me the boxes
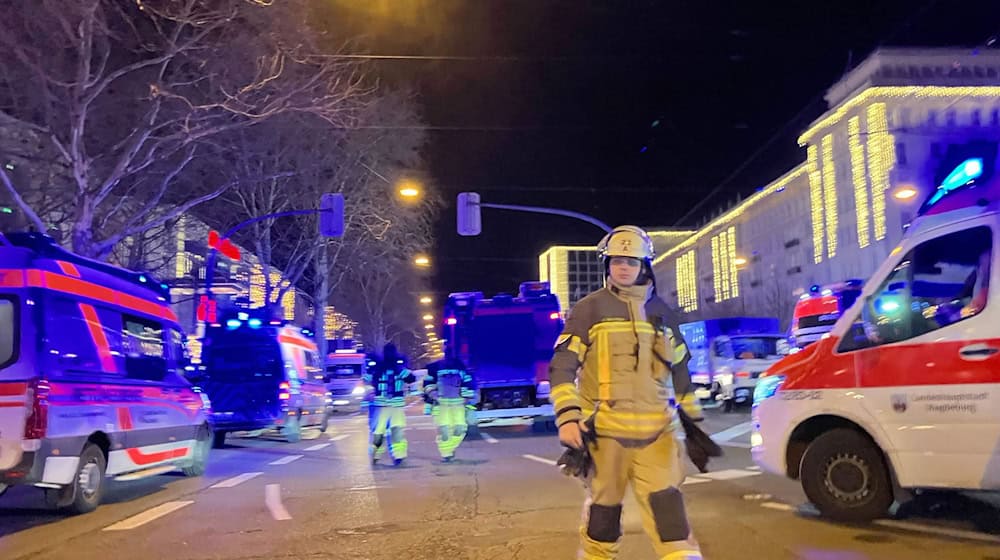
[945,110,957,127]
[972,109,982,126]
[838,226,992,352]
[895,142,907,166]
[992,108,1000,127]
[927,109,937,126]
[123,315,167,381]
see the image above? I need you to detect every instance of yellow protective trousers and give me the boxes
[432,400,468,458]
[370,405,408,460]
[579,431,702,560]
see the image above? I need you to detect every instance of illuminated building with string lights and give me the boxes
[652,48,1000,328]
[537,229,694,310]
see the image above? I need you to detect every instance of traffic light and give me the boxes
[457,192,481,236]
[319,193,344,237]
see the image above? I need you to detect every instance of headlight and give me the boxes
[351,385,366,396]
[753,374,786,405]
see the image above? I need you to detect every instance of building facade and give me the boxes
[652,48,1000,330]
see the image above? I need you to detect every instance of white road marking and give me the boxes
[746,465,762,471]
[328,434,350,442]
[874,519,1000,544]
[480,432,499,444]
[709,421,754,443]
[523,454,558,466]
[264,484,292,521]
[210,472,263,489]
[304,443,332,451]
[269,454,303,466]
[103,501,194,531]
[760,501,796,512]
[698,468,762,481]
[682,477,711,485]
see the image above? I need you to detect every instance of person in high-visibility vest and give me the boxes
[549,225,704,560]
[423,350,475,462]
[363,343,415,466]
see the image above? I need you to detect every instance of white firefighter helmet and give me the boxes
[597,225,655,262]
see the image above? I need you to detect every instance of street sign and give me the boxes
[457,192,481,236]
[319,193,344,237]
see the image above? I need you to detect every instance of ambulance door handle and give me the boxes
[959,344,999,360]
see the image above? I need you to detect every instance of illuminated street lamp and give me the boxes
[396,178,423,201]
[422,314,433,321]
[414,255,431,267]
[424,324,434,330]
[419,296,432,305]
[893,185,919,200]
[733,256,748,268]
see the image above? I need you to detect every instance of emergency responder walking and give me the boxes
[422,348,475,462]
[363,343,416,466]
[550,225,704,560]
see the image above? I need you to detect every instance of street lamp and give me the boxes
[422,314,433,321]
[893,185,919,200]
[396,179,423,201]
[414,255,431,267]
[419,296,433,305]
[424,324,434,330]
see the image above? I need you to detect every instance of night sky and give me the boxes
[315,1,1000,298]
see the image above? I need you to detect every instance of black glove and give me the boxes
[557,445,594,479]
[556,418,598,479]
[677,406,723,473]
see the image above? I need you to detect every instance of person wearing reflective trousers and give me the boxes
[363,343,416,466]
[423,350,475,462]
[550,225,704,560]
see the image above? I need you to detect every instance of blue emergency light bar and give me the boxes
[925,157,984,207]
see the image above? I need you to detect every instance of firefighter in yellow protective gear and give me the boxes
[363,343,416,466]
[423,350,475,462]
[550,225,704,560]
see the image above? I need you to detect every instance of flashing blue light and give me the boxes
[810,285,820,293]
[927,157,985,207]
[248,318,263,329]
[225,319,241,330]
[138,275,147,283]
[367,361,377,367]
[753,374,786,406]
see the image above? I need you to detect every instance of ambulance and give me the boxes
[752,149,1000,522]
[195,316,329,447]
[0,232,211,514]
[789,280,863,349]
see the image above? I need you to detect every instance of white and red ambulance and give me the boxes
[753,150,1000,521]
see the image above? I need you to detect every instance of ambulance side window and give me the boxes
[304,350,324,382]
[839,226,992,352]
[44,297,123,377]
[122,315,167,381]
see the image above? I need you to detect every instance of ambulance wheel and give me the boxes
[66,443,106,515]
[800,428,893,522]
[318,412,330,433]
[284,411,303,443]
[722,399,734,413]
[183,425,211,477]
[212,430,227,449]
[0,483,8,498]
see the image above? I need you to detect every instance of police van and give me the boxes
[195,316,328,447]
[752,150,1000,521]
[0,232,212,514]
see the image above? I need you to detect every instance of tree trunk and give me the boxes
[313,244,329,360]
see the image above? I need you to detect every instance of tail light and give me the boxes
[735,371,751,379]
[278,381,291,400]
[24,379,50,440]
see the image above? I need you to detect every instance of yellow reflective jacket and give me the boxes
[548,281,693,441]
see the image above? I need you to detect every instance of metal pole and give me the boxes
[204,209,321,301]
[479,203,612,233]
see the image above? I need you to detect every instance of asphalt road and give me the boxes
[2,404,999,560]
